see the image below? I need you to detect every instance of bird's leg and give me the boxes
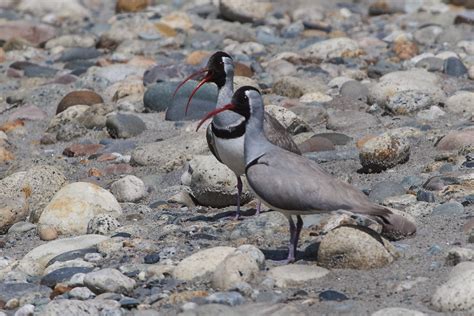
[256,200,262,216]
[294,215,303,253]
[234,176,243,220]
[286,216,297,263]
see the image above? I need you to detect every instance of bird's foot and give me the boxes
[233,212,241,221]
[255,200,262,216]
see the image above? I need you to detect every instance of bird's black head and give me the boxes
[206,51,233,89]
[196,86,261,131]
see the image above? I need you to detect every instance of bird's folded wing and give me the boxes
[206,124,222,163]
[263,112,301,155]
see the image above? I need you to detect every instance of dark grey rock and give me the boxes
[368,181,406,203]
[314,132,352,145]
[401,175,424,190]
[144,252,160,264]
[120,297,140,308]
[340,81,369,103]
[416,57,444,72]
[99,139,137,154]
[58,47,101,62]
[417,190,436,203]
[423,176,460,191]
[56,122,87,142]
[281,21,304,38]
[432,201,464,216]
[24,65,59,78]
[0,282,52,303]
[143,81,217,121]
[319,290,348,301]
[256,27,283,45]
[206,291,244,306]
[106,113,146,139]
[41,267,94,288]
[367,60,401,78]
[47,248,99,266]
[304,149,359,163]
[444,57,468,77]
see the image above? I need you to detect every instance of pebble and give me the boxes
[298,136,335,153]
[110,175,147,202]
[369,181,406,203]
[86,214,121,235]
[445,91,474,115]
[63,143,104,157]
[304,37,360,60]
[436,129,474,150]
[319,290,348,301]
[272,76,326,98]
[432,201,464,216]
[56,90,103,114]
[68,286,96,300]
[443,57,468,77]
[340,80,369,102]
[38,224,58,241]
[268,265,329,288]
[415,57,444,72]
[38,182,121,235]
[359,133,410,172]
[41,266,94,288]
[144,252,160,264]
[206,292,244,306]
[317,226,398,269]
[416,190,436,203]
[265,104,311,135]
[386,90,432,115]
[212,250,260,290]
[84,268,136,295]
[116,0,148,13]
[106,113,146,139]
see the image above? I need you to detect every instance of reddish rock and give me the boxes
[88,168,103,177]
[393,39,418,60]
[436,130,474,151]
[56,91,104,114]
[97,153,119,162]
[63,144,104,157]
[9,105,47,121]
[186,51,210,66]
[103,163,133,175]
[299,136,335,153]
[235,62,254,77]
[0,147,14,162]
[0,119,25,133]
[116,0,148,13]
[0,21,56,46]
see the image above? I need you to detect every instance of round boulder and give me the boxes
[359,133,410,172]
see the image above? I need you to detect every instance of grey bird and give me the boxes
[197,86,416,263]
[175,52,300,219]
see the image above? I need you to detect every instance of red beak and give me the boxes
[173,68,210,116]
[185,74,212,115]
[196,103,235,132]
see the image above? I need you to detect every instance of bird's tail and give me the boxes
[369,206,416,240]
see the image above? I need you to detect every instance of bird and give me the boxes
[197,86,416,263]
[175,51,301,219]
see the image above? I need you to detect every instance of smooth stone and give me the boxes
[7,221,36,234]
[369,181,406,203]
[0,283,51,305]
[86,214,121,235]
[372,307,426,316]
[0,191,28,234]
[58,47,101,62]
[319,290,348,301]
[368,69,445,107]
[416,190,436,203]
[0,21,56,46]
[106,113,146,139]
[143,81,217,119]
[317,226,398,269]
[431,269,474,312]
[367,60,402,78]
[40,267,94,288]
[47,248,99,266]
[206,292,245,306]
[93,64,144,83]
[327,110,378,132]
[268,264,329,288]
[110,175,146,202]
[38,300,99,316]
[173,246,236,280]
[445,91,474,115]
[212,251,260,290]
[120,297,140,308]
[315,132,352,145]
[18,234,108,276]
[23,65,58,78]
[184,155,252,208]
[359,133,410,172]
[304,149,359,163]
[17,0,89,21]
[219,0,272,23]
[415,57,444,72]
[272,76,326,98]
[298,136,335,153]
[265,104,311,135]
[304,37,360,60]
[436,130,474,150]
[432,201,464,216]
[340,80,369,103]
[56,90,103,114]
[84,268,136,295]
[144,252,160,264]
[38,182,121,235]
[116,0,148,12]
[68,287,96,300]
[45,34,96,49]
[444,57,468,77]
[8,104,47,121]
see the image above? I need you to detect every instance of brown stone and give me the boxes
[103,163,133,175]
[97,153,118,162]
[56,91,104,114]
[298,136,335,153]
[115,0,148,13]
[38,224,58,241]
[437,130,474,151]
[0,48,5,63]
[393,39,418,60]
[0,147,14,162]
[0,21,56,46]
[0,119,24,133]
[464,218,474,234]
[186,51,210,66]
[167,291,208,304]
[88,168,103,177]
[235,62,254,77]
[63,144,104,157]
[154,22,177,37]
[356,134,377,149]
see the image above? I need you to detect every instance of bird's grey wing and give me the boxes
[263,112,301,155]
[206,124,222,163]
[246,149,386,216]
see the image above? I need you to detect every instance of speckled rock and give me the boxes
[219,0,273,23]
[212,251,260,290]
[265,104,311,135]
[38,182,122,235]
[386,90,432,114]
[431,268,474,312]
[304,37,360,59]
[110,175,146,202]
[317,226,398,269]
[359,133,410,172]
[268,264,329,288]
[184,155,252,208]
[445,91,474,115]
[174,247,236,281]
[87,214,121,235]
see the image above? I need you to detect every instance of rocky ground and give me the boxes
[0,0,473,315]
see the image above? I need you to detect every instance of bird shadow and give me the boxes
[186,208,257,222]
[260,243,320,262]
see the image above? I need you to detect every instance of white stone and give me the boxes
[173,246,236,280]
[304,37,359,59]
[110,175,146,202]
[372,307,426,316]
[38,182,121,235]
[68,287,96,300]
[212,251,260,290]
[268,264,329,288]
[17,0,89,21]
[18,234,108,276]
[84,268,136,294]
[431,269,474,312]
[265,104,311,135]
[445,91,474,115]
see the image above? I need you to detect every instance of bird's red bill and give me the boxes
[196,103,235,131]
[185,74,212,115]
[172,68,208,99]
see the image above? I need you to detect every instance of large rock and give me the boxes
[436,129,474,151]
[131,133,208,171]
[317,226,398,269]
[38,300,99,316]
[18,234,108,276]
[84,268,136,295]
[267,264,329,288]
[368,69,445,107]
[265,104,311,135]
[219,0,273,23]
[38,182,122,235]
[445,91,474,115]
[327,110,379,132]
[304,37,360,59]
[272,76,326,98]
[173,247,236,280]
[0,172,29,234]
[431,265,474,312]
[359,133,410,172]
[184,155,252,208]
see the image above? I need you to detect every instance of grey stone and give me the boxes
[444,57,468,77]
[110,175,146,202]
[445,91,474,115]
[369,181,406,203]
[106,113,146,139]
[84,268,136,294]
[327,110,379,132]
[272,76,326,98]
[367,60,401,78]
[219,0,272,23]
[24,65,58,78]
[432,201,464,216]
[7,221,36,234]
[267,264,329,288]
[386,90,433,115]
[415,57,444,72]
[304,37,359,60]
[206,292,244,306]
[68,287,96,300]
[58,47,101,62]
[38,299,99,316]
[40,267,94,288]
[0,283,51,305]
[431,268,474,312]
[340,81,369,103]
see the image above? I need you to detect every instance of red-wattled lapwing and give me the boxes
[175,52,300,219]
[197,86,416,263]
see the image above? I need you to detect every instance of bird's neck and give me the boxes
[216,73,233,108]
[244,109,273,166]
